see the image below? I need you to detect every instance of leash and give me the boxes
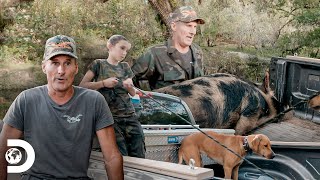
[245,90,320,135]
[132,85,277,180]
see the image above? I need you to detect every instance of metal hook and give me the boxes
[189,158,197,170]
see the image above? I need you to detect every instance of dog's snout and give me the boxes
[268,151,276,159]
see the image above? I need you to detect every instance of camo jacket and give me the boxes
[131,39,204,90]
[89,59,135,117]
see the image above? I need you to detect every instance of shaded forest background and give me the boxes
[0,0,319,88]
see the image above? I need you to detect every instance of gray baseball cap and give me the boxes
[43,35,78,61]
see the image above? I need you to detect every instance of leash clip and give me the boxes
[188,158,198,170]
[243,136,253,155]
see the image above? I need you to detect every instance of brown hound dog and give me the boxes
[309,92,320,111]
[178,131,275,180]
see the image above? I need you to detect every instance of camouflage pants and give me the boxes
[113,115,145,158]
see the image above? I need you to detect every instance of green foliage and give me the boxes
[1,0,319,83]
[296,9,320,25]
[202,47,269,83]
[266,0,320,58]
[0,45,33,64]
[0,0,164,65]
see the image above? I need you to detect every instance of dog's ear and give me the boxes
[250,134,262,151]
[260,70,272,94]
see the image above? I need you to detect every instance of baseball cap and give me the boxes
[43,35,78,61]
[168,6,205,24]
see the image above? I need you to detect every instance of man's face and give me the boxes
[42,55,78,93]
[171,21,198,47]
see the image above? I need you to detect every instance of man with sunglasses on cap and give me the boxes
[0,35,123,180]
[132,6,205,90]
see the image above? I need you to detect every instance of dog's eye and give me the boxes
[264,145,268,147]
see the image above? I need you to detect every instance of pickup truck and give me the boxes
[87,56,320,180]
[239,56,320,180]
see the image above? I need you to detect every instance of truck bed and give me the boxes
[253,117,320,142]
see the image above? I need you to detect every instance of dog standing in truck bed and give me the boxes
[178,131,275,180]
[155,73,281,135]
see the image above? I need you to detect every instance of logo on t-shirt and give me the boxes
[63,114,82,123]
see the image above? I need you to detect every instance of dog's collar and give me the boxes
[243,136,252,153]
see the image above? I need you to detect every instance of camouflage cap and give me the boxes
[43,35,78,61]
[168,6,205,24]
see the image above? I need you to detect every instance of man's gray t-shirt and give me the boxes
[3,85,113,179]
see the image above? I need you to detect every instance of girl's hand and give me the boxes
[102,77,119,88]
[122,78,134,89]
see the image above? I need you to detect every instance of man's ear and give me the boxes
[75,62,79,75]
[170,22,176,32]
[106,42,113,51]
[42,62,46,74]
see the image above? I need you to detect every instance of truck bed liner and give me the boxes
[253,117,320,142]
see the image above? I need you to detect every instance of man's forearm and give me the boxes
[0,158,8,180]
[0,139,8,180]
[0,124,23,180]
[105,155,124,180]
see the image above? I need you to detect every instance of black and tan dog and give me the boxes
[178,131,275,180]
[155,73,281,135]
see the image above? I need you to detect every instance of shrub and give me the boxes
[0,0,164,66]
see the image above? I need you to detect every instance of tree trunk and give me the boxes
[148,0,177,38]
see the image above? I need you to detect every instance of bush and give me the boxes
[0,0,164,66]
[203,47,269,83]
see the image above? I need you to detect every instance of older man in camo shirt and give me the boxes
[132,6,205,90]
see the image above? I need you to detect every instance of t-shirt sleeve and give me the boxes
[3,92,25,131]
[94,92,114,131]
[88,60,100,82]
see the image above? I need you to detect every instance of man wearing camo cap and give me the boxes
[132,6,205,90]
[0,35,124,180]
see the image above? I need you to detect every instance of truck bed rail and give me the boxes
[89,151,214,180]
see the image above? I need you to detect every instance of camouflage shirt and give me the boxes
[131,39,204,90]
[89,59,135,117]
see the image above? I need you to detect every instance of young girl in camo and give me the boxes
[79,35,145,158]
